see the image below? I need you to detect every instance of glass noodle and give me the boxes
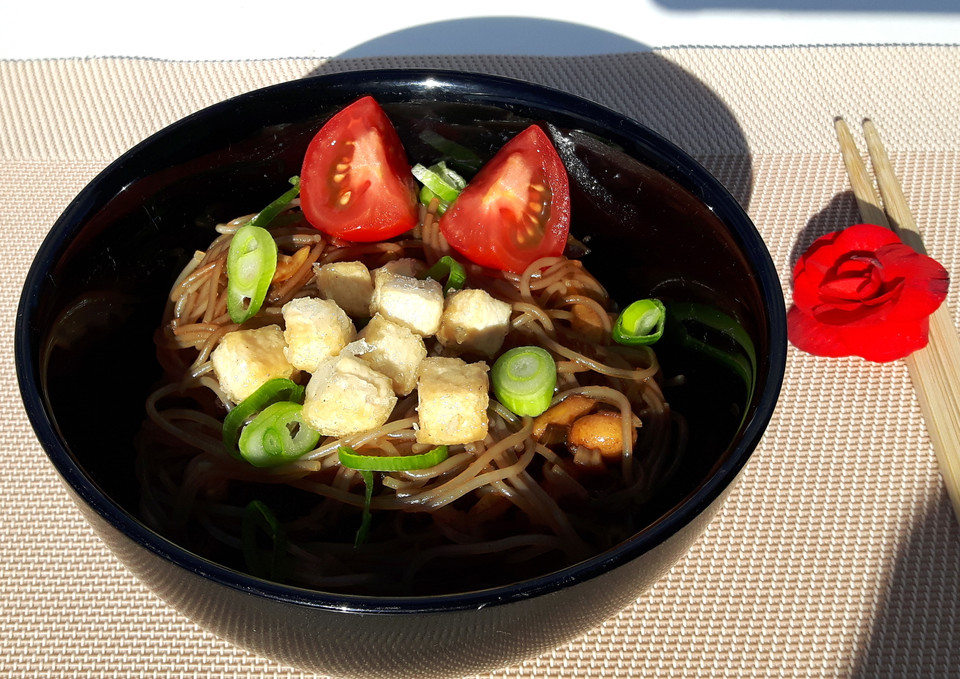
[137,198,686,595]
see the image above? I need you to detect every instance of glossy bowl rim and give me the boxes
[15,68,786,615]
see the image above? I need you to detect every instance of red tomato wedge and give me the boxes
[438,125,570,274]
[300,96,418,242]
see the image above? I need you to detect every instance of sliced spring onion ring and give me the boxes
[418,130,483,173]
[412,163,462,202]
[242,500,287,581]
[354,470,375,547]
[491,346,557,417]
[413,161,466,215]
[238,401,320,467]
[612,298,666,346]
[248,176,301,229]
[338,445,450,546]
[226,224,278,324]
[667,302,757,419]
[419,255,467,293]
[222,378,305,457]
[337,444,450,472]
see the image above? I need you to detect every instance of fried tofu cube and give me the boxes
[313,261,375,319]
[372,258,426,288]
[211,325,294,403]
[437,288,513,358]
[358,314,427,396]
[301,354,397,437]
[416,357,490,445]
[280,297,356,372]
[369,271,444,337]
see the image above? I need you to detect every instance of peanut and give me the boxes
[567,411,638,460]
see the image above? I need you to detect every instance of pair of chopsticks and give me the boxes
[835,118,960,525]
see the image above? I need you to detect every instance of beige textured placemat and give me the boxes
[3,46,960,678]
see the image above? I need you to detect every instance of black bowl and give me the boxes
[16,70,785,678]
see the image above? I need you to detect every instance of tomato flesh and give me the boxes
[300,96,418,242]
[439,125,570,274]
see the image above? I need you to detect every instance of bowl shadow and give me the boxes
[305,48,754,213]
[334,17,654,58]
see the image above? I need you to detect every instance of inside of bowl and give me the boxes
[32,90,773,593]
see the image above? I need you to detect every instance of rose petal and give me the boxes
[788,304,931,362]
[817,255,886,306]
[818,244,947,327]
[792,229,842,281]
[787,305,852,357]
[792,242,839,312]
[830,223,903,253]
[791,270,822,313]
[870,242,950,321]
[793,275,821,311]
[791,225,899,312]
[799,224,899,287]
[836,317,931,362]
[810,278,904,325]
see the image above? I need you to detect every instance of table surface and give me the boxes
[3,43,960,679]
[5,3,960,59]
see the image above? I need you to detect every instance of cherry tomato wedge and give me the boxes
[300,96,418,242]
[438,125,570,274]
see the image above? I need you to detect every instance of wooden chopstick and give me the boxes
[834,119,890,229]
[835,117,960,525]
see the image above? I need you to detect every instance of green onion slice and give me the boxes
[242,500,287,582]
[491,346,557,417]
[419,255,467,293]
[223,378,305,457]
[248,176,301,229]
[418,130,483,173]
[238,401,320,467]
[612,298,666,346]
[226,224,278,324]
[412,162,464,202]
[338,445,450,546]
[419,186,450,215]
[337,444,450,472]
[667,302,757,417]
[354,470,375,547]
[413,162,466,215]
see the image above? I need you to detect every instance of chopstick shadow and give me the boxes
[302,23,754,212]
[850,493,960,677]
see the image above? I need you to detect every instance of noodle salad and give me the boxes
[138,97,684,595]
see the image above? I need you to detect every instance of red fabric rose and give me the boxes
[788,223,949,362]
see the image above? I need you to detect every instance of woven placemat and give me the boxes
[3,46,960,678]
